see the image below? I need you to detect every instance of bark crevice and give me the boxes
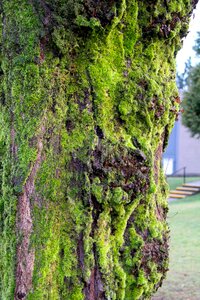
[14,124,45,300]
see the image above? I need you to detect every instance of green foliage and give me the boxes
[193,31,200,56]
[182,32,200,137]
[176,57,192,89]
[182,67,200,136]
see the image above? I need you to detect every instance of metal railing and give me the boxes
[167,166,186,184]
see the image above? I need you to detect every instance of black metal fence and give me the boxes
[167,167,186,184]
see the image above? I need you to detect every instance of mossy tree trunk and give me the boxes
[0,1,197,299]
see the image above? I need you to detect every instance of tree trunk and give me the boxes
[0,1,197,299]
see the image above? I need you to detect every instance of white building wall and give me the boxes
[177,117,200,175]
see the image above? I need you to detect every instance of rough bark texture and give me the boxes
[0,1,197,299]
[15,123,45,300]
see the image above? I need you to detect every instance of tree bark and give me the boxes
[0,1,197,299]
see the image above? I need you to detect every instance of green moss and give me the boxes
[75,15,101,28]
[0,0,194,299]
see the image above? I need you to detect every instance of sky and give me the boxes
[176,1,200,73]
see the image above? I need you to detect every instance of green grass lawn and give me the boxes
[167,177,200,191]
[153,194,200,300]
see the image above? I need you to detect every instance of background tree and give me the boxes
[0,1,197,299]
[176,57,192,90]
[182,32,200,136]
